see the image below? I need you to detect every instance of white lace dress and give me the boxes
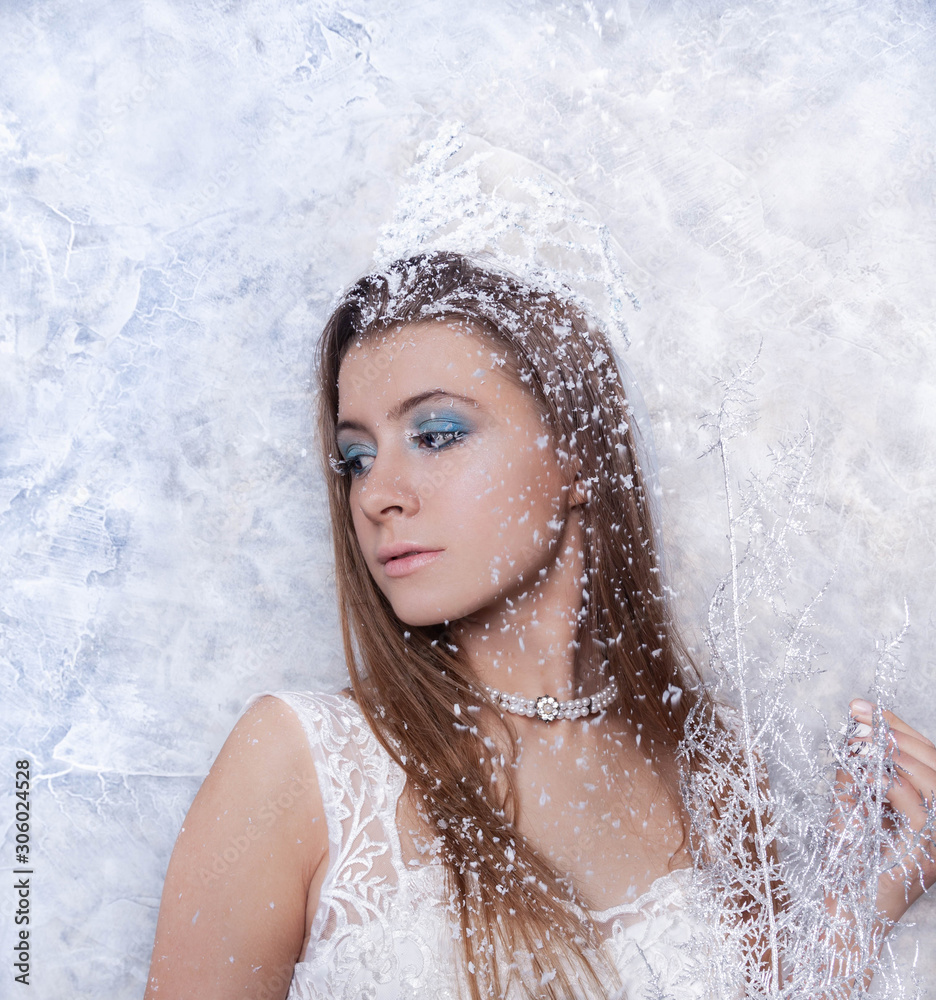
[265,690,711,1000]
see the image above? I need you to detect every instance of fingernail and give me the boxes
[850,698,874,717]
[838,720,872,738]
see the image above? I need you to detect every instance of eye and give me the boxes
[333,418,468,479]
[419,429,465,449]
[333,445,376,478]
[411,419,469,451]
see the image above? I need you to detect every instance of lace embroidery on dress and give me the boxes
[266,690,714,1000]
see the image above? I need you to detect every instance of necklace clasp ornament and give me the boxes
[535,695,561,723]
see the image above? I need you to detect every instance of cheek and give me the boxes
[348,496,375,557]
[447,449,565,541]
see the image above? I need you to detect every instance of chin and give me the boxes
[392,607,466,630]
[385,592,487,630]
[382,594,449,629]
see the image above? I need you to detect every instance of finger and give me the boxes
[849,700,935,748]
[880,762,936,894]
[889,729,936,773]
[883,756,936,817]
[881,709,936,750]
[849,728,936,772]
[846,747,936,829]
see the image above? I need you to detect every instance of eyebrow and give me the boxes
[336,389,480,436]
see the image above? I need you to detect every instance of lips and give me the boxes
[386,550,422,563]
[378,542,437,565]
[377,544,444,578]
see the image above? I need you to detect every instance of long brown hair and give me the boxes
[316,252,707,997]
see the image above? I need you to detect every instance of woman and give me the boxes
[145,252,935,999]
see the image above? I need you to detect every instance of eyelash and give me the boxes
[333,429,467,479]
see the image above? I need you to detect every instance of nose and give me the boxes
[355,454,421,522]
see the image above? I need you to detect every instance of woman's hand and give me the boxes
[841,699,936,924]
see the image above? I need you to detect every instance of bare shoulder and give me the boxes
[145,695,328,1000]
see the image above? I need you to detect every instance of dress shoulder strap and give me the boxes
[265,691,408,952]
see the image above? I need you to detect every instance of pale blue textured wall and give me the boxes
[1,1,934,995]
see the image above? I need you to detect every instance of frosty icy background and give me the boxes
[1,0,934,995]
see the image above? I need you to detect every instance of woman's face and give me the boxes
[336,321,574,628]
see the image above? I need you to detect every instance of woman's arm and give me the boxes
[144,696,328,1000]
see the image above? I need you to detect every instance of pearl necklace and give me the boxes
[482,674,619,723]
